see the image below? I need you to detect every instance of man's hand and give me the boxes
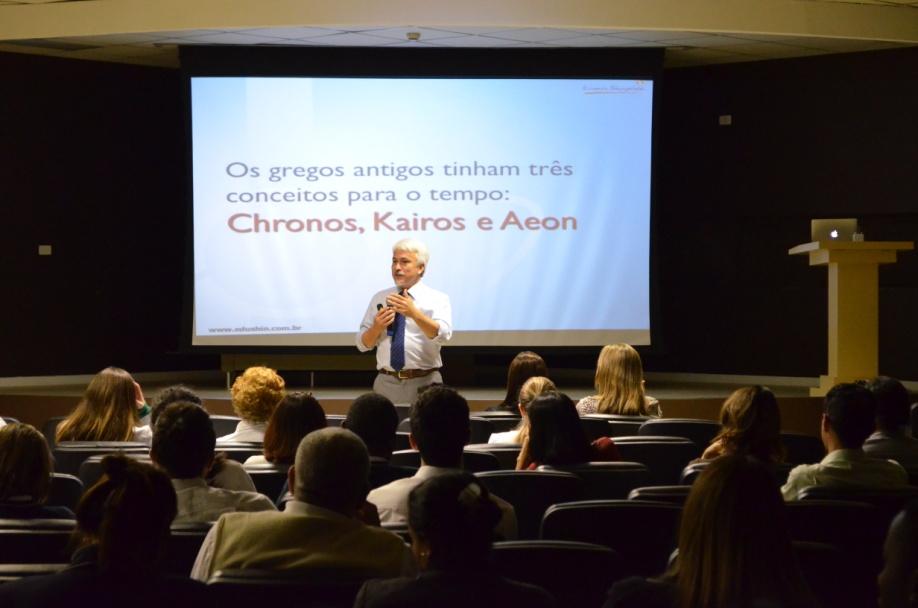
[373,306,396,331]
[386,292,420,320]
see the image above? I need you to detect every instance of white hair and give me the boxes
[393,238,430,267]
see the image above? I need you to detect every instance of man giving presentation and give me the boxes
[357,238,453,403]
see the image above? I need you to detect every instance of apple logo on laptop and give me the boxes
[830,229,839,239]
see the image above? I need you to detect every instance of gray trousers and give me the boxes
[372,371,443,405]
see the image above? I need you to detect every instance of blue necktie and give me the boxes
[390,310,406,371]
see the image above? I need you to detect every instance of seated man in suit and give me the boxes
[191,427,414,581]
[863,376,918,468]
[344,392,417,489]
[367,385,518,540]
[782,383,908,500]
[151,402,276,523]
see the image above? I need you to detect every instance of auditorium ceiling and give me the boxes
[0,0,915,68]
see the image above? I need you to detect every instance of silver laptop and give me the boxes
[811,218,859,242]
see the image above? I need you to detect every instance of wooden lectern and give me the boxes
[789,241,913,397]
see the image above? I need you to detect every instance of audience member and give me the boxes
[700,386,785,463]
[518,392,620,470]
[246,392,327,465]
[191,427,414,581]
[487,351,548,412]
[355,473,555,608]
[576,344,661,417]
[879,500,918,608]
[217,366,285,443]
[0,454,206,607]
[488,376,557,444]
[343,392,418,489]
[864,376,918,468]
[0,423,74,519]
[0,417,6,428]
[368,385,518,540]
[151,402,276,523]
[150,384,258,493]
[782,383,908,500]
[605,455,816,608]
[55,366,151,444]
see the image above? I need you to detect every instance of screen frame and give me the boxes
[179,45,665,356]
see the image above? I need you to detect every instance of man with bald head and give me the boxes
[191,428,414,581]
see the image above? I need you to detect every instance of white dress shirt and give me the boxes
[367,465,518,540]
[781,448,908,500]
[356,280,452,371]
[171,477,276,524]
[216,420,266,443]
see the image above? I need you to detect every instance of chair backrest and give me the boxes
[780,432,825,464]
[492,540,623,607]
[485,416,523,433]
[541,500,682,577]
[394,404,411,422]
[47,473,84,510]
[78,453,152,490]
[396,417,412,433]
[325,414,346,427]
[612,437,700,485]
[0,519,76,564]
[215,442,264,463]
[579,417,615,442]
[210,415,242,438]
[394,431,411,452]
[166,522,214,576]
[368,462,417,490]
[680,460,795,486]
[207,569,363,607]
[242,464,290,500]
[53,442,149,476]
[41,416,67,450]
[468,417,495,444]
[538,462,651,500]
[793,540,873,608]
[475,470,584,539]
[627,485,692,505]
[464,443,522,470]
[388,449,499,473]
[638,418,720,449]
[798,485,918,523]
[0,563,68,582]
[389,449,421,468]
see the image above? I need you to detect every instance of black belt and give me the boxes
[379,368,439,380]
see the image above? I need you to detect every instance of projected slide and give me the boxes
[191,77,653,346]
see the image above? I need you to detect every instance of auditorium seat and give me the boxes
[396,417,412,433]
[784,499,883,555]
[471,410,520,419]
[47,473,83,511]
[207,569,363,608]
[540,500,681,577]
[0,563,68,583]
[166,521,213,577]
[581,414,650,438]
[242,463,290,499]
[53,442,149,476]
[0,519,75,564]
[394,404,410,422]
[793,540,871,608]
[613,436,700,485]
[210,415,242,438]
[492,540,623,607]
[325,414,346,427]
[484,416,522,433]
[40,416,66,450]
[537,462,651,499]
[475,470,584,539]
[215,442,264,463]
[798,485,918,523]
[680,460,795,486]
[580,417,615,442]
[389,449,500,473]
[464,443,521,470]
[780,432,824,464]
[468,417,495,444]
[638,418,719,449]
[394,431,411,451]
[79,453,152,490]
[627,485,691,505]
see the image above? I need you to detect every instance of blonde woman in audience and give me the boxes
[700,386,784,463]
[576,344,660,417]
[56,366,152,444]
[217,366,285,443]
[0,423,74,519]
[488,376,556,444]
